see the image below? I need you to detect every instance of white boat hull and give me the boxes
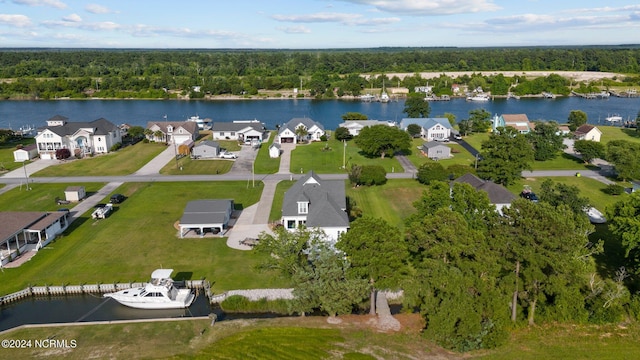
[104,288,196,309]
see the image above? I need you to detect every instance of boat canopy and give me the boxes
[151,269,174,280]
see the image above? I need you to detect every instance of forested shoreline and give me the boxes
[0,46,639,100]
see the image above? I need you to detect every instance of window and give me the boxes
[298,202,308,214]
[230,132,235,136]
[287,220,296,229]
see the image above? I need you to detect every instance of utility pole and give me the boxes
[342,139,346,169]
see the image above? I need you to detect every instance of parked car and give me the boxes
[520,191,539,202]
[220,152,237,159]
[453,134,462,140]
[110,193,126,204]
[434,137,450,142]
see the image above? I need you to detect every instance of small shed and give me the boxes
[269,143,281,158]
[421,141,451,160]
[64,186,86,202]
[13,144,39,162]
[192,140,220,159]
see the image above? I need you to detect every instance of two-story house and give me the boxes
[277,117,325,143]
[281,171,349,241]
[399,118,452,141]
[35,115,122,159]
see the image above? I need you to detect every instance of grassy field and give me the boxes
[346,179,427,229]
[290,137,404,174]
[0,137,35,172]
[0,183,106,212]
[5,315,640,359]
[0,181,289,296]
[30,142,167,177]
[255,131,280,174]
[159,156,234,175]
[599,125,640,144]
[405,138,477,169]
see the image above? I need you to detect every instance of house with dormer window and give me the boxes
[145,121,199,145]
[399,118,452,141]
[277,117,325,143]
[281,171,349,241]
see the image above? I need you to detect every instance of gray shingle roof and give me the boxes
[180,199,233,226]
[279,117,324,135]
[211,122,263,132]
[453,173,516,204]
[282,171,349,228]
[45,118,119,137]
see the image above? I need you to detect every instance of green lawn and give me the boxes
[159,156,233,175]
[406,138,477,169]
[31,142,167,177]
[0,137,35,172]
[255,131,280,174]
[599,125,640,144]
[270,180,296,222]
[290,138,404,174]
[0,182,106,211]
[0,181,289,296]
[346,179,427,229]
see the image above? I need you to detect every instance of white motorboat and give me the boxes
[605,114,623,124]
[379,92,390,103]
[466,94,490,102]
[186,115,206,130]
[585,207,606,224]
[104,269,196,309]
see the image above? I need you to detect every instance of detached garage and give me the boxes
[179,199,234,238]
[13,144,39,162]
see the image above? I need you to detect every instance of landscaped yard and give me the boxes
[290,137,404,174]
[0,181,288,296]
[31,142,167,177]
[0,183,106,212]
[405,138,477,169]
[0,137,35,172]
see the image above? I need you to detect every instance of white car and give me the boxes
[434,137,450,142]
[219,152,237,159]
[453,134,462,140]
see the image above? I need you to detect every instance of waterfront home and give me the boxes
[338,120,397,136]
[421,141,451,160]
[573,124,602,142]
[35,116,122,159]
[492,114,535,134]
[192,141,220,159]
[145,121,199,145]
[277,118,325,143]
[281,171,349,241]
[178,199,234,238]
[399,118,452,141]
[453,173,516,215]
[0,211,70,266]
[211,120,266,142]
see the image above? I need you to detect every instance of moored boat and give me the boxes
[466,94,490,102]
[103,269,196,309]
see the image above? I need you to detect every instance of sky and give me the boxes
[0,0,639,49]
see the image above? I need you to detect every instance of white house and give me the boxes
[146,121,199,145]
[574,124,602,142]
[277,118,325,144]
[35,116,122,159]
[211,120,266,142]
[281,171,349,241]
[269,143,281,158]
[338,120,397,136]
[0,211,70,266]
[399,118,452,141]
[13,144,38,162]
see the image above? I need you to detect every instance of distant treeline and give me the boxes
[0,46,639,99]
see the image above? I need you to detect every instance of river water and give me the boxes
[1,97,639,131]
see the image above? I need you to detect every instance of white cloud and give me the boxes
[334,0,500,15]
[62,13,81,22]
[0,14,32,27]
[85,4,113,14]
[276,25,311,34]
[272,12,399,26]
[12,0,66,9]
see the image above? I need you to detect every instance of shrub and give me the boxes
[110,143,122,152]
[220,295,291,314]
[349,164,386,186]
[320,134,328,141]
[417,161,448,185]
[604,184,625,195]
[55,148,71,159]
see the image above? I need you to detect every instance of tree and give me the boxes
[403,93,431,118]
[606,140,640,181]
[539,178,591,216]
[334,126,352,141]
[477,127,534,186]
[294,125,308,143]
[526,121,565,161]
[568,110,587,131]
[354,124,411,158]
[416,161,449,185]
[606,193,640,274]
[406,123,422,138]
[573,140,605,164]
[468,109,492,133]
[458,119,472,136]
[341,112,368,120]
[127,125,145,139]
[442,112,457,127]
[337,216,408,315]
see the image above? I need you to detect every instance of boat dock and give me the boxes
[0,280,209,306]
[609,90,639,98]
[571,91,610,99]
